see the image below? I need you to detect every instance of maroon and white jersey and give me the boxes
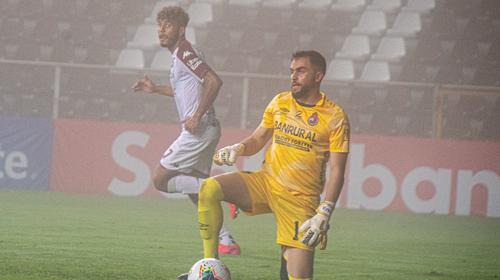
[170,39,217,129]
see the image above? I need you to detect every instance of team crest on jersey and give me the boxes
[308,112,319,126]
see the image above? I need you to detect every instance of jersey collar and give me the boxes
[294,91,326,108]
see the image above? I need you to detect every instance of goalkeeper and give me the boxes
[180,50,350,280]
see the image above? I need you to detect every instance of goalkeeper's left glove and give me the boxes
[299,201,335,250]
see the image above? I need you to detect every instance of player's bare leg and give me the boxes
[283,246,314,279]
[152,164,180,192]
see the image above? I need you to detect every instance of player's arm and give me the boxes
[185,70,222,133]
[193,70,222,121]
[323,152,348,208]
[239,125,273,156]
[213,125,273,166]
[299,152,348,249]
[132,74,174,97]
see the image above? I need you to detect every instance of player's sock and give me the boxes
[219,225,230,241]
[280,254,289,280]
[218,233,241,255]
[288,276,311,280]
[198,177,224,259]
[167,175,201,193]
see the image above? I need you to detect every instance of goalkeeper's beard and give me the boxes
[291,83,311,99]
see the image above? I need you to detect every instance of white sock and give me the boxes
[167,175,201,193]
[219,225,236,245]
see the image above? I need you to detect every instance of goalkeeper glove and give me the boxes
[213,143,245,166]
[299,201,335,250]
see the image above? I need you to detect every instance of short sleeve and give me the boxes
[176,40,211,81]
[329,111,350,153]
[260,95,278,128]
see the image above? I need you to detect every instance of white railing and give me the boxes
[1,59,499,141]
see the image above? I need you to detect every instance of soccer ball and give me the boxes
[187,258,231,280]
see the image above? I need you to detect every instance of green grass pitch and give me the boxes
[1,190,499,279]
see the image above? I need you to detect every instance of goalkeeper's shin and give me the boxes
[198,178,224,259]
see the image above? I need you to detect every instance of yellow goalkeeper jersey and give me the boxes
[260,91,350,197]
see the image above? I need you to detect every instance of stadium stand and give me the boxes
[0,0,499,141]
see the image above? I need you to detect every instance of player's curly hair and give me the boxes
[292,50,327,75]
[157,6,189,27]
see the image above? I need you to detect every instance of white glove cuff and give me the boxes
[233,143,245,155]
[317,201,335,218]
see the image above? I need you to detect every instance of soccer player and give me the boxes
[132,6,240,256]
[179,50,350,280]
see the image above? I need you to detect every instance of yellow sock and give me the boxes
[198,178,224,259]
[288,276,311,280]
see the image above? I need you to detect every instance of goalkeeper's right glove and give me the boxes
[213,143,245,166]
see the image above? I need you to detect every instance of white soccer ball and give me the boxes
[187,258,231,280]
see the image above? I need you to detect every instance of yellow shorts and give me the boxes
[237,171,320,251]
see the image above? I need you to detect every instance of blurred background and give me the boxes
[0,0,499,140]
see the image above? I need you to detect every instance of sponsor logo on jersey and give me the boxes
[274,121,317,142]
[182,50,193,59]
[308,112,319,126]
[187,57,203,71]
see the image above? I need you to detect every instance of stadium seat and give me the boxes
[352,10,387,36]
[187,2,213,27]
[360,60,391,81]
[331,0,366,12]
[73,46,89,63]
[186,27,196,45]
[41,0,55,12]
[366,0,402,13]
[22,19,37,38]
[325,59,355,81]
[261,0,297,8]
[115,48,145,69]
[228,0,262,7]
[4,43,19,59]
[371,36,406,62]
[145,1,179,24]
[150,49,173,71]
[386,12,421,37]
[297,0,332,10]
[402,0,435,14]
[75,0,90,16]
[127,24,159,50]
[335,35,371,61]
[39,45,55,61]
[194,0,225,3]
[90,22,106,41]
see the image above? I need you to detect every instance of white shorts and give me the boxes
[160,121,220,177]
